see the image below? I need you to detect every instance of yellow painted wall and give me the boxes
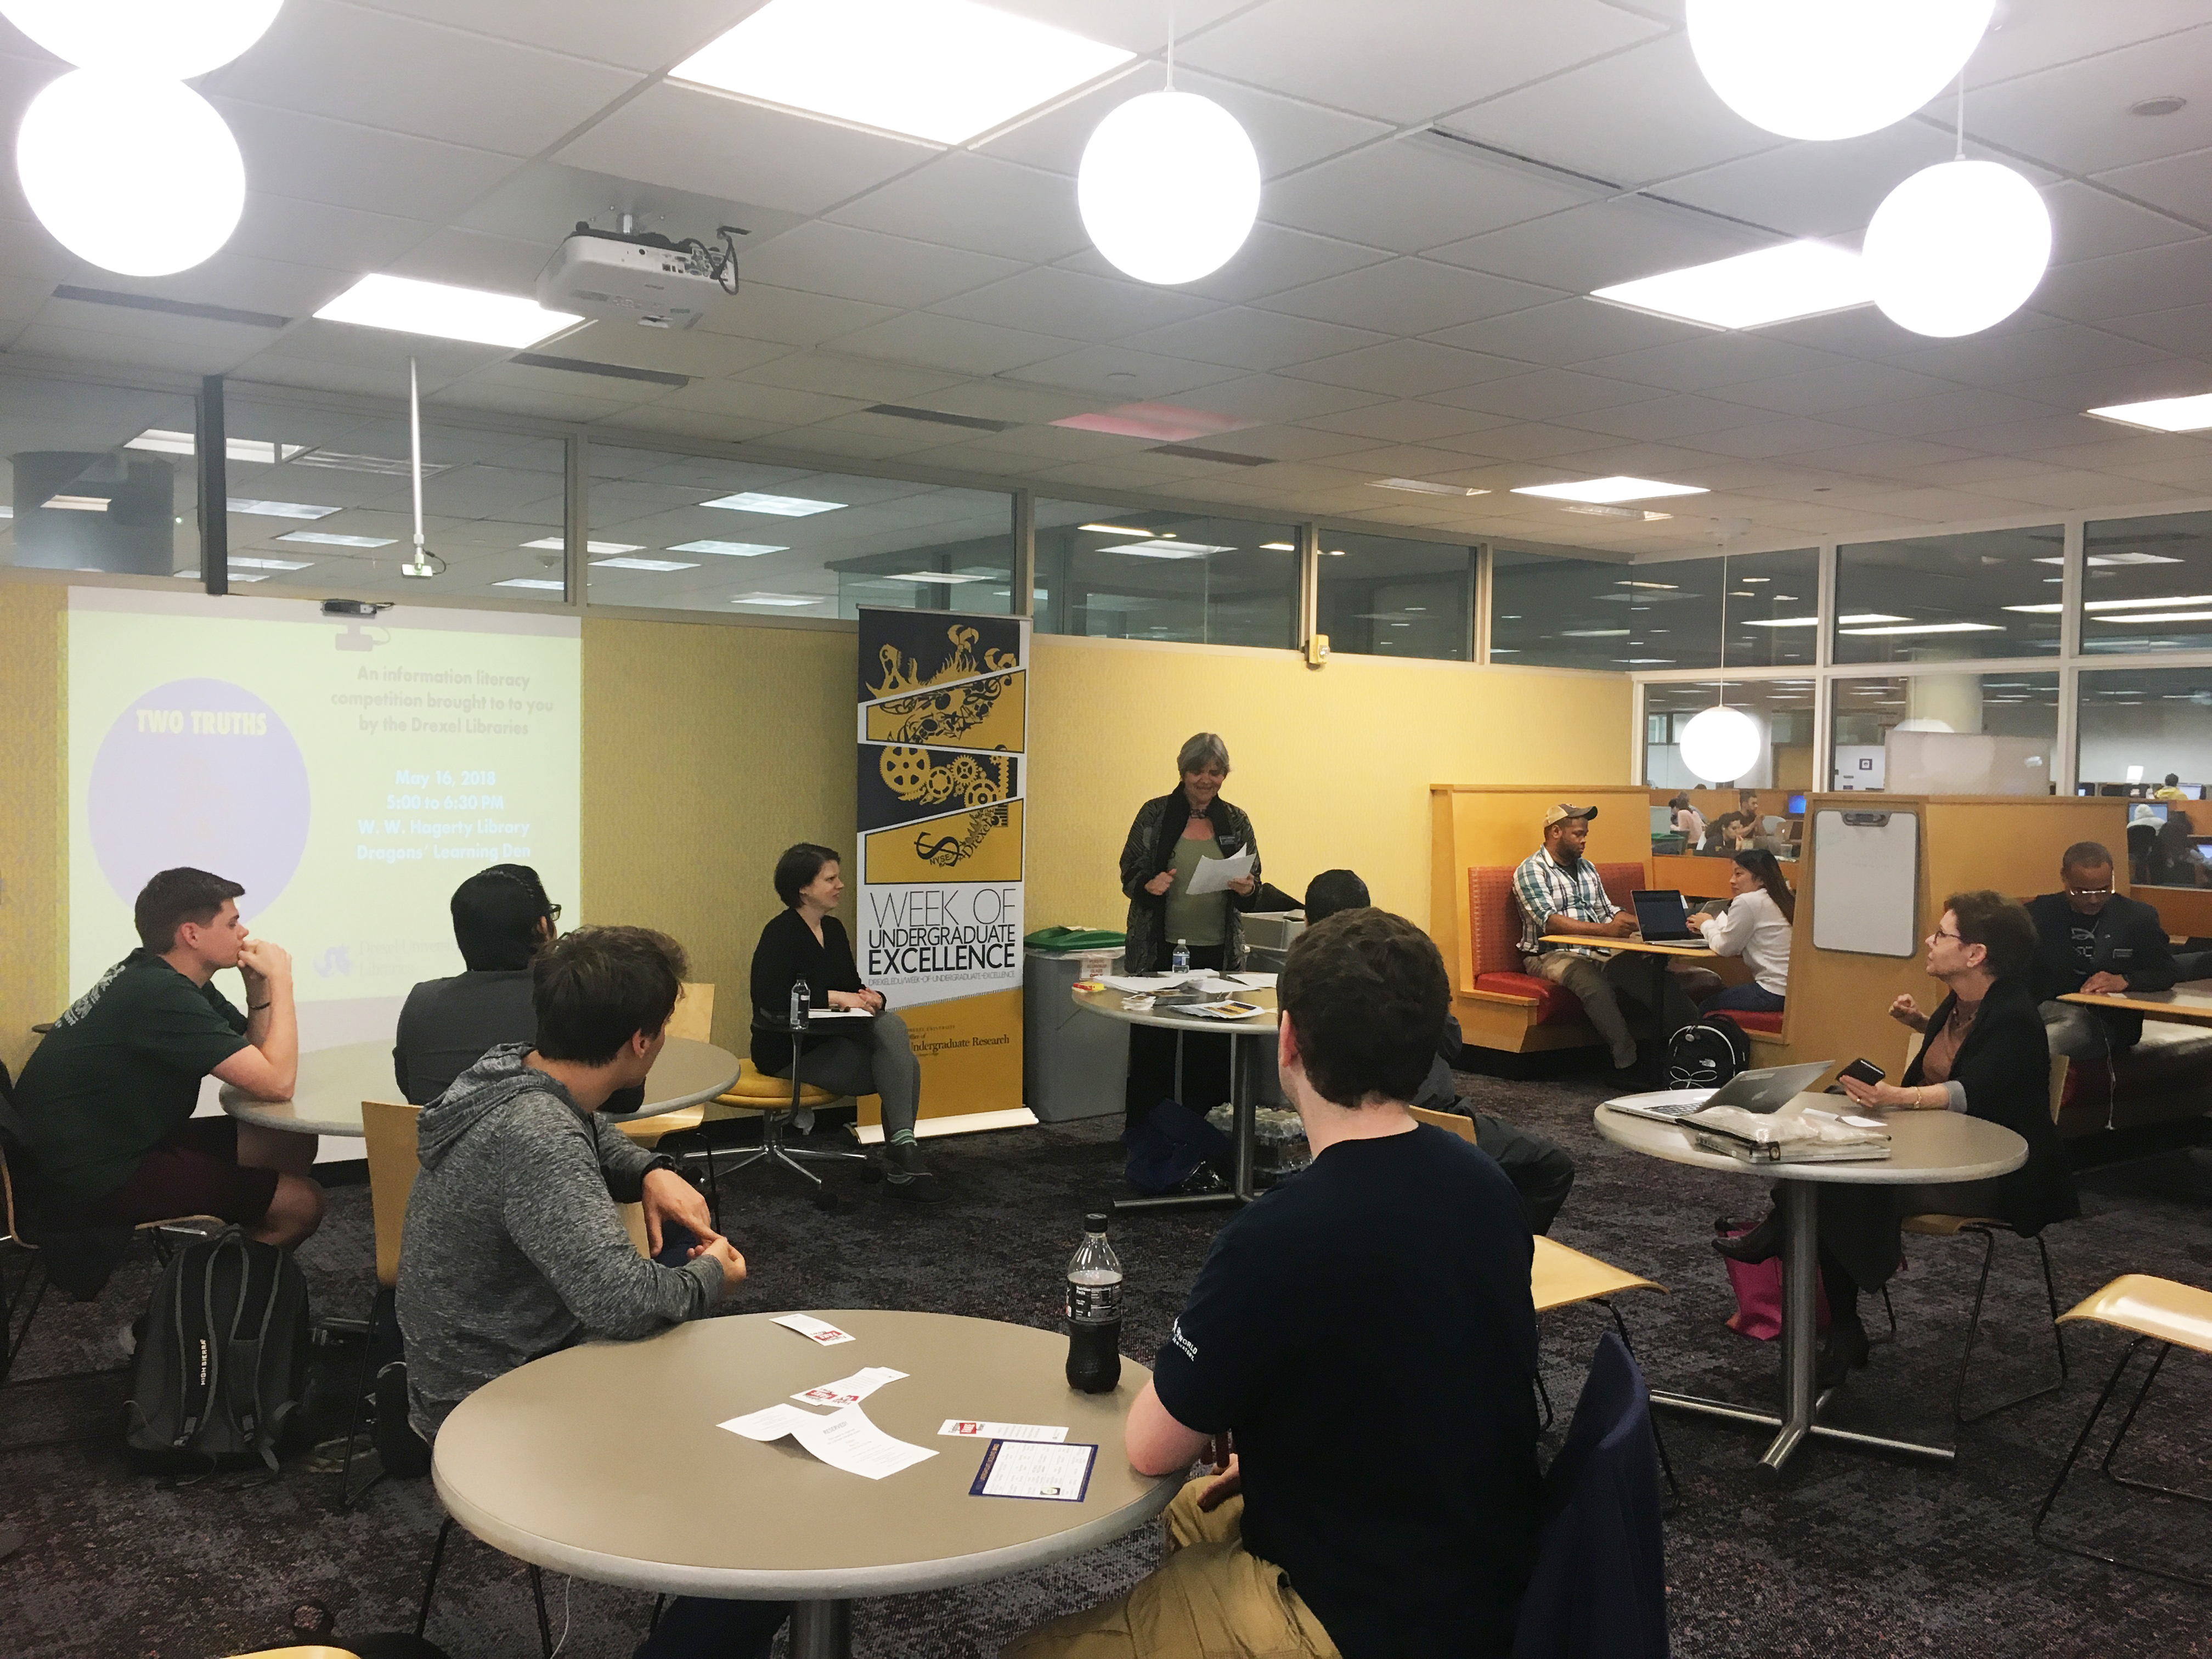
[0,592,1632,1067]
[1025,634,1632,935]
[0,584,64,1077]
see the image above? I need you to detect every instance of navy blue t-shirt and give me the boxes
[1152,1122,1542,1659]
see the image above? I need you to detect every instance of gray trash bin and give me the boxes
[1024,946,1128,1122]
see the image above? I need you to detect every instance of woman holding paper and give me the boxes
[1115,733,1264,1136]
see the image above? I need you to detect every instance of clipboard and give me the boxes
[1812,809,1920,958]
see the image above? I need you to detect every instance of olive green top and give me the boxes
[1164,832,1226,950]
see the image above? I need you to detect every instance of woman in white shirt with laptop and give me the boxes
[1689,849,1792,1015]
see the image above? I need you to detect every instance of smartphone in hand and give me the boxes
[1839,1058,1886,1088]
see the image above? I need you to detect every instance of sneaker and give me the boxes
[884,1141,944,1203]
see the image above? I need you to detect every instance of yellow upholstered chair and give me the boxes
[1408,1106,1675,1496]
[1890,1042,2073,1422]
[2034,1274,2212,1588]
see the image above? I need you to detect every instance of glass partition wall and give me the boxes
[1034,500,1296,647]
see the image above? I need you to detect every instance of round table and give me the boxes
[432,1310,1177,1658]
[1596,1093,2027,1471]
[221,1036,742,1138]
[1071,984,1278,1215]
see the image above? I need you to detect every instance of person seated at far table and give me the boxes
[1305,869,1576,1235]
[13,866,323,1250]
[394,863,565,1106]
[1514,803,1700,1073]
[2025,840,2178,1062]
[395,926,771,1659]
[1668,793,1705,845]
[1686,849,1794,1019]
[751,842,937,1200]
[1719,891,2078,1390]
[1001,910,1542,1659]
[2154,771,2188,803]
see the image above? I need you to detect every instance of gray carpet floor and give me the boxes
[3,1061,2210,1659]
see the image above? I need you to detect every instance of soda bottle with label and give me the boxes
[1064,1212,1123,1394]
[789,978,810,1031]
[1170,939,1190,974]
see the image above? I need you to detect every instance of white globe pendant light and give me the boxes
[1686,0,1993,142]
[1679,705,1762,784]
[1078,88,1260,286]
[0,0,284,78]
[18,71,246,276]
[1864,159,2051,338]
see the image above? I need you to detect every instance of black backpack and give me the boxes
[127,1227,312,1474]
[1666,1013,1752,1091]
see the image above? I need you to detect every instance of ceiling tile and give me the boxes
[1156,223,1393,306]
[1427,197,1772,293]
[10,318,265,377]
[222,195,439,280]
[1172,372,1392,424]
[1571,330,1853,394]
[655,377,870,426]
[1004,342,1240,399]
[2093,143,2212,225]
[1705,360,1958,417]
[1265,257,1560,336]
[388,227,555,294]
[933,266,1216,345]
[2038,180,2203,269]
[835,312,1085,377]
[1432,298,1706,368]
[1299,401,1513,443]
[1424,420,1621,461]
[202,3,639,158]
[213,100,523,224]
[2099,301,2212,359]
[557,84,932,217]
[1120,306,1386,373]
[1838,389,2072,439]
[984,0,1251,56]
[1968,29,2212,177]
[697,284,901,348]
[1880,317,2173,388]
[1288,338,1536,398]
[737,352,967,403]
[1688,417,1881,459]
[1260,139,1598,256]
[828,153,1091,264]
[1177,0,1663,127]
[345,0,741,71]
[1660,122,1965,241]
[741,221,1024,309]
[1436,368,1674,422]
[2037,236,2212,325]
[1969,1,2212,83]
[1553,392,1767,442]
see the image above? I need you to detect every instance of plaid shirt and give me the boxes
[1513,847,1620,957]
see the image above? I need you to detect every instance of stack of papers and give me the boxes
[772,1313,855,1346]
[719,1402,937,1480]
[1685,1105,1892,1163]
[1185,851,1255,895]
[792,1366,906,1409]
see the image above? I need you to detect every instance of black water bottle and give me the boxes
[1065,1212,1124,1393]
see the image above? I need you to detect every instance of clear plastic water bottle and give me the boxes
[789,978,810,1031]
[1170,938,1190,974]
[1064,1212,1123,1394]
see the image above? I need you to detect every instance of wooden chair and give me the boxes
[2034,1273,2212,1589]
[343,1098,650,1507]
[1887,1040,2072,1422]
[1409,1106,1677,1497]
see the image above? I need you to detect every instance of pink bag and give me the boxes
[1718,1220,1829,1339]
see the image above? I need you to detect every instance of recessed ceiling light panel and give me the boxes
[523,538,646,555]
[2087,393,2212,433]
[701,491,844,516]
[228,498,338,520]
[670,0,1132,145]
[668,540,789,557]
[1513,477,1708,504]
[591,557,699,572]
[278,532,396,548]
[314,273,582,349]
[1369,477,1488,496]
[1593,240,1872,330]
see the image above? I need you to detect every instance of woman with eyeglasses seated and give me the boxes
[395,863,564,1105]
[1714,890,2077,1388]
[1687,849,1793,1018]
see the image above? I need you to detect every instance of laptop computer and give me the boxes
[1605,1060,1835,1123]
[1631,889,1699,944]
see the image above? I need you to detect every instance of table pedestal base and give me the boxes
[792,1597,852,1658]
[1650,1181,1956,1471]
[1114,1029,1260,1216]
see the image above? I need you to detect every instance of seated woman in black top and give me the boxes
[1718,889,2077,1387]
[750,843,934,1199]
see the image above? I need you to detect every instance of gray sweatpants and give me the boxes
[778,1009,921,1139]
[1523,951,1702,1069]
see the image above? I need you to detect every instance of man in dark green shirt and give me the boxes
[15,867,323,1245]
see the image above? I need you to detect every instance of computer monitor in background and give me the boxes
[2186,785,2205,800]
[2134,803,2170,823]
[1786,792,1806,815]
[1650,805,1674,835]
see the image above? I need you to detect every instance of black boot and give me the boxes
[1815,1312,1871,1390]
[1712,1209,1783,1265]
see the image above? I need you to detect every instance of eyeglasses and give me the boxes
[546,902,563,925]
[1927,927,1965,944]
[2066,887,2113,899]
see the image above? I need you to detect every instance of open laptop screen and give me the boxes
[1632,890,1691,939]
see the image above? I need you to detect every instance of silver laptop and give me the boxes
[1605,1061,1833,1123]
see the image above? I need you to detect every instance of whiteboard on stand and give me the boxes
[1812,809,1920,957]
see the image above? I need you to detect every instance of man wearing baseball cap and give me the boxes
[1511,804,1684,1071]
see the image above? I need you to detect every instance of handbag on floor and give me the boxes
[127,1226,313,1475]
[1716,1217,1829,1341]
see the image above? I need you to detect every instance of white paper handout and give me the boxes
[1184,850,1255,895]
[1101,973,1189,994]
[969,1439,1098,1502]
[772,1313,855,1346]
[793,1367,907,1409]
[719,1402,938,1480]
[939,1419,1070,1442]
[719,1402,827,1442]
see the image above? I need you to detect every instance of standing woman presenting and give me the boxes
[1117,733,1262,1137]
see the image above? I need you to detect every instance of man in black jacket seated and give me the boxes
[1305,870,1576,1234]
[2024,840,2179,1059]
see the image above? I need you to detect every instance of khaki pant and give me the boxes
[1001,1480,1339,1659]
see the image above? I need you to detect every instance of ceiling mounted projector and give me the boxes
[534,218,745,331]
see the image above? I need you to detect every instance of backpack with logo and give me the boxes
[127,1226,313,1475]
[1666,1013,1751,1091]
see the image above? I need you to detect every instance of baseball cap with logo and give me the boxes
[1542,803,1599,828]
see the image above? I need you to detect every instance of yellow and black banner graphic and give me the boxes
[856,610,1028,1119]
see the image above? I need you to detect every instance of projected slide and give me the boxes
[67,588,579,1009]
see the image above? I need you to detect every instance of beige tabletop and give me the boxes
[1539,934,1716,960]
[1071,981,1278,1035]
[432,1309,1176,1599]
[2061,977,2212,1024]
[222,1036,742,1137]
[1594,1094,2028,1184]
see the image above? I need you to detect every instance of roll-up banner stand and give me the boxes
[854,609,1034,1137]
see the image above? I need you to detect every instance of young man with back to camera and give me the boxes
[393,862,565,1106]
[395,924,780,1659]
[1003,908,1542,1659]
[14,866,323,1252]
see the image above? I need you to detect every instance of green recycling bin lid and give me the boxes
[1023,926,1126,952]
